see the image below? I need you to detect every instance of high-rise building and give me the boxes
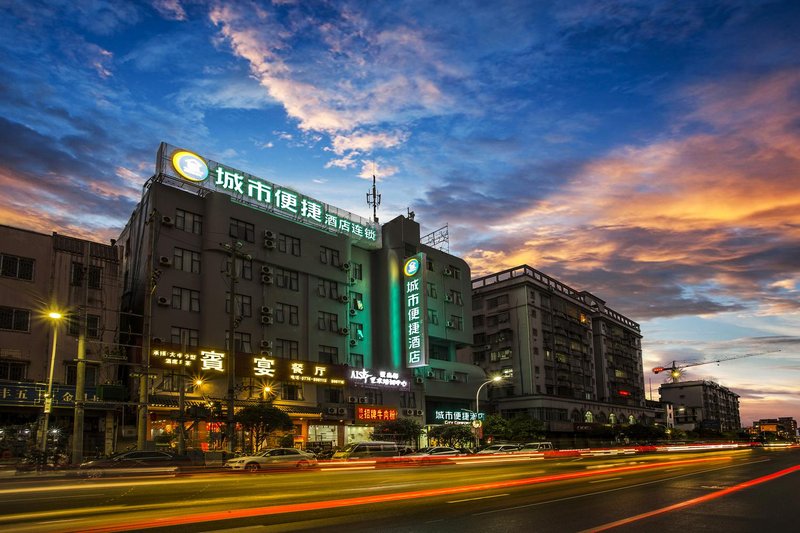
[658,380,741,432]
[117,143,482,450]
[469,265,653,434]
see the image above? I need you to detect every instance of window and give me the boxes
[275,267,299,291]
[427,309,439,325]
[448,315,463,330]
[317,279,339,299]
[349,353,364,367]
[426,259,433,271]
[400,392,417,408]
[71,263,102,289]
[319,345,339,364]
[175,209,202,234]
[68,314,100,338]
[449,290,463,305]
[171,287,200,312]
[0,307,30,332]
[317,312,339,332]
[159,373,193,393]
[278,233,301,256]
[447,265,461,279]
[228,257,253,281]
[170,327,199,347]
[229,218,254,242]
[226,293,252,318]
[281,384,303,401]
[66,364,98,387]
[225,330,252,353]
[275,303,299,325]
[0,360,27,380]
[452,372,468,383]
[473,315,484,327]
[349,322,364,341]
[489,348,512,362]
[351,292,364,311]
[427,282,437,299]
[352,262,363,280]
[487,294,509,309]
[319,246,340,266]
[325,387,344,403]
[0,254,34,281]
[275,338,299,359]
[174,248,201,273]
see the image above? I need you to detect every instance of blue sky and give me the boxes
[1,0,798,425]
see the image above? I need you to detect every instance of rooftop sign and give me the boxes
[156,143,381,248]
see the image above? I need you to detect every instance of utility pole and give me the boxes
[71,241,90,464]
[221,240,251,453]
[177,331,187,455]
[138,210,158,450]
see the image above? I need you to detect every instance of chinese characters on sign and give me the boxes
[253,358,346,385]
[403,254,428,369]
[356,406,398,422]
[0,383,97,408]
[152,349,227,373]
[349,368,409,388]
[432,410,485,425]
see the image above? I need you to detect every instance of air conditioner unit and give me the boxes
[349,339,357,347]
[358,397,368,403]
[152,337,164,344]
[261,316,273,325]
[264,230,276,240]
[347,396,357,403]
[445,320,454,328]
[338,295,350,303]
[349,277,357,285]
[415,409,424,416]
[259,349,272,356]
[335,407,345,415]
[414,377,424,384]
[340,262,352,271]
[260,265,273,275]
[264,238,276,249]
[260,305,273,316]
[159,256,172,267]
[338,327,349,336]
[327,407,337,415]
[404,409,414,416]
[443,267,453,276]
[349,308,357,317]
[260,340,272,350]
[426,371,434,378]
[444,294,453,303]
[161,216,173,226]
[261,274,273,285]
[156,296,169,306]
[449,375,457,381]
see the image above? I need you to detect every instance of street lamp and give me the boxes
[474,375,503,450]
[40,311,63,455]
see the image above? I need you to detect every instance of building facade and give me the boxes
[0,225,122,456]
[117,142,482,452]
[658,380,741,432]
[469,265,654,435]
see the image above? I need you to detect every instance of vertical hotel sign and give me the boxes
[404,253,428,368]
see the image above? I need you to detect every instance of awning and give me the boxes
[148,396,322,417]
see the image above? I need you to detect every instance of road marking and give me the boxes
[589,477,622,484]
[448,493,509,503]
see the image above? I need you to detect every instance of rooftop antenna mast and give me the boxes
[366,166,381,223]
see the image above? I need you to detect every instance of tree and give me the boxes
[370,418,424,446]
[482,414,509,444]
[234,403,293,452]
[506,414,545,442]
[427,424,474,448]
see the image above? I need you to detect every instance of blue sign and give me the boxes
[0,382,98,408]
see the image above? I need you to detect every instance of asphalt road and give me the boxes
[0,448,797,532]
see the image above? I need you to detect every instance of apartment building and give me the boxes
[117,143,482,450]
[469,265,653,433]
[658,380,741,432]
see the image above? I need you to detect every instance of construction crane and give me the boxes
[653,350,781,383]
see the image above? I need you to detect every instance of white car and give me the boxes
[224,448,318,471]
[476,444,521,454]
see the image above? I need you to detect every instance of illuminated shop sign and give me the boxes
[0,383,98,408]
[349,368,409,388]
[432,410,485,425]
[403,253,428,368]
[254,358,346,386]
[157,143,380,248]
[152,349,226,373]
[356,406,398,422]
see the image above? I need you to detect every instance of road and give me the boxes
[0,447,798,532]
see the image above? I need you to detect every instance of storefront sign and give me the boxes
[0,383,98,408]
[349,368,409,388]
[255,358,346,386]
[157,143,380,248]
[152,349,226,373]
[432,410,485,425]
[356,406,398,422]
[403,253,428,368]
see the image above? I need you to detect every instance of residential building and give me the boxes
[469,265,654,435]
[658,380,741,432]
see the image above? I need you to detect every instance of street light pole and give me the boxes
[474,376,502,450]
[40,311,62,455]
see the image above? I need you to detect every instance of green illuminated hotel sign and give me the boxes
[158,143,380,247]
[404,253,428,368]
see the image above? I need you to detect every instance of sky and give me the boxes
[1,0,798,427]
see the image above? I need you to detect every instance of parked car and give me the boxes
[406,446,465,457]
[224,448,318,471]
[519,442,555,452]
[476,444,521,454]
[331,441,402,460]
[77,450,193,477]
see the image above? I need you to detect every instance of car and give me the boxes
[77,450,193,477]
[331,441,402,460]
[476,444,521,454]
[224,448,318,471]
[519,442,554,452]
[406,446,465,457]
